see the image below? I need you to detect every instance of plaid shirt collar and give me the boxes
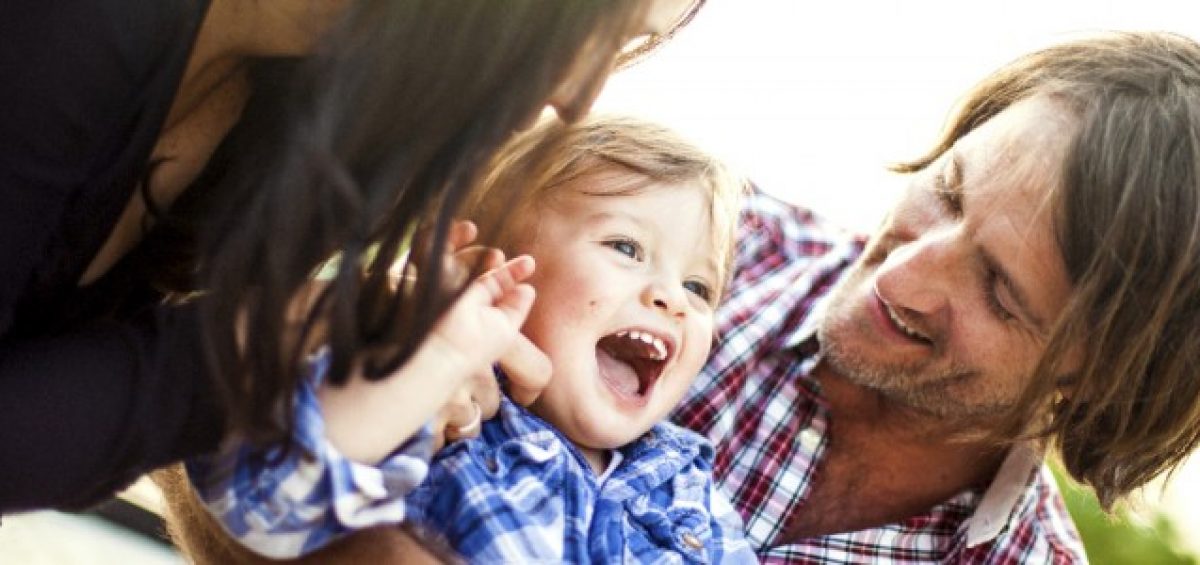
[675,187,1085,562]
[779,286,1044,550]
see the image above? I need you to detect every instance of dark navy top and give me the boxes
[0,0,226,510]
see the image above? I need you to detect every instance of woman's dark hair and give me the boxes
[196,0,653,443]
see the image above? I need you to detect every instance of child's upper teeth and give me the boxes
[614,330,669,360]
[651,339,666,360]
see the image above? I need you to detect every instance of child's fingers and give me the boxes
[494,284,535,327]
[410,220,475,268]
[499,336,552,406]
[472,255,535,304]
[488,255,535,291]
[452,246,505,280]
[481,247,506,273]
[445,220,478,254]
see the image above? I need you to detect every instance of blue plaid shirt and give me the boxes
[185,351,434,559]
[407,396,757,564]
[187,352,755,563]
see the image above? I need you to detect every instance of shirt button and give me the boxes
[485,457,498,473]
[680,532,703,550]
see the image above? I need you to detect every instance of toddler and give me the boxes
[187,115,754,563]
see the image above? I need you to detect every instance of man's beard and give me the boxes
[816,270,1007,422]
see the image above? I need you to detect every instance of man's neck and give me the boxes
[775,363,1007,544]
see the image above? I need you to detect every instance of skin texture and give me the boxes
[818,95,1078,423]
[780,95,1080,541]
[518,177,720,473]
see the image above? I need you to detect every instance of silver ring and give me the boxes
[452,401,482,437]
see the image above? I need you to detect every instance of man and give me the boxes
[674,31,1200,562]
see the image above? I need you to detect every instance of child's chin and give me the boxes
[576,423,642,452]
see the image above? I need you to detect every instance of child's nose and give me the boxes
[643,280,687,319]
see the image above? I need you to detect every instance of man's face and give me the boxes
[818,95,1078,421]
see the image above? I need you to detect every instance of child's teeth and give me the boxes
[612,330,669,361]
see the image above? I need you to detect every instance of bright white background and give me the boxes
[596,0,1200,551]
[597,0,1200,232]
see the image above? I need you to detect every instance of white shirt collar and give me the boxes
[965,442,1042,547]
[596,450,625,485]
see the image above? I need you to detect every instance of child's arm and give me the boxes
[186,253,540,559]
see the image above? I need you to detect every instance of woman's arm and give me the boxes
[0,304,226,511]
[0,0,221,512]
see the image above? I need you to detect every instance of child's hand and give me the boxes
[427,252,537,379]
[440,221,551,408]
[316,221,552,464]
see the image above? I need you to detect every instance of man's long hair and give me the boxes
[895,31,1200,508]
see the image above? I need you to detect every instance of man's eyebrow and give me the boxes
[978,246,1047,334]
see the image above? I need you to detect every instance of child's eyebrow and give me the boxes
[584,210,650,230]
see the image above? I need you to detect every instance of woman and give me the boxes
[0,0,702,512]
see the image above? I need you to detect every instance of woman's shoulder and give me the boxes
[1,0,210,88]
[0,0,214,331]
[0,0,211,174]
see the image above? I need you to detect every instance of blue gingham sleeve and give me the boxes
[184,350,434,559]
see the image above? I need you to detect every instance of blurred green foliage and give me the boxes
[1054,466,1196,564]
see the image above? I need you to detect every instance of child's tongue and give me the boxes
[597,347,640,396]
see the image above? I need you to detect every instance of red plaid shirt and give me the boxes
[673,188,1087,563]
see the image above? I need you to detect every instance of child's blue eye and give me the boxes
[683,280,711,302]
[605,238,643,261]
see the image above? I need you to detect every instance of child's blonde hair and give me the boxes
[465,114,745,296]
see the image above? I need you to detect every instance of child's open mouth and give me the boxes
[596,329,673,404]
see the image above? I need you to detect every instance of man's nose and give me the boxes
[874,227,967,319]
